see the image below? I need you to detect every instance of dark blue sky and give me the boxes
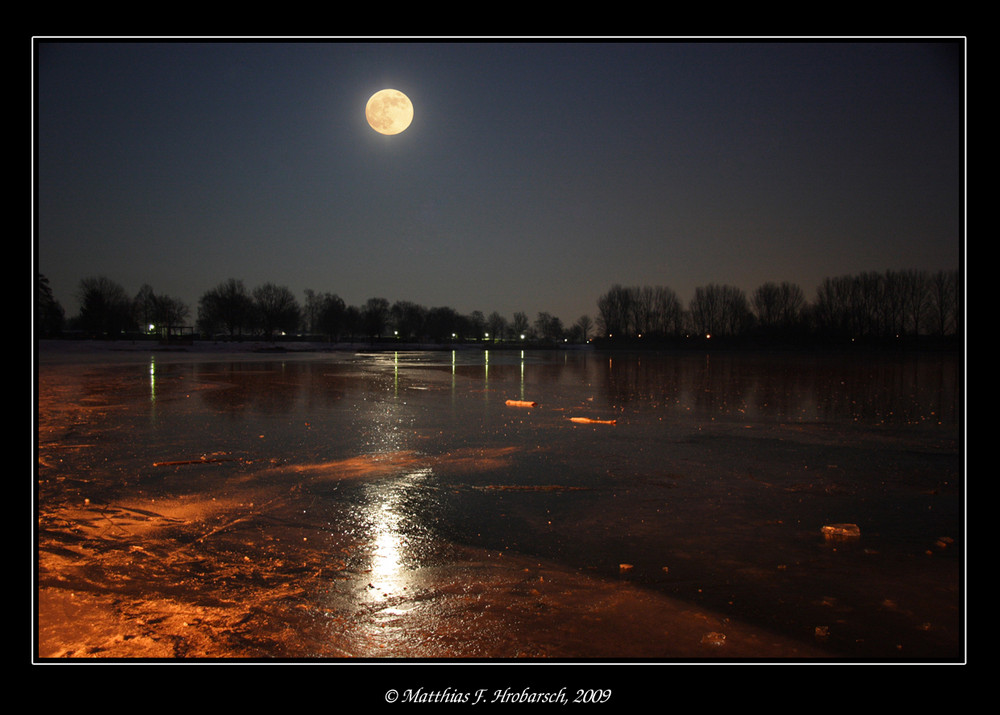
[35,40,963,326]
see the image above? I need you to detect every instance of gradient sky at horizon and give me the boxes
[35,40,964,327]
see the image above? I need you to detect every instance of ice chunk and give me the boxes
[821,523,860,539]
[701,632,726,646]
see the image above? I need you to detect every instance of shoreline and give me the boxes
[33,337,963,368]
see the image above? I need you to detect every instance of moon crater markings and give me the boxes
[365,89,413,135]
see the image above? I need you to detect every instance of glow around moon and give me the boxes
[365,89,414,135]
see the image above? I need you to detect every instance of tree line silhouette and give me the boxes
[35,268,960,348]
[596,269,960,346]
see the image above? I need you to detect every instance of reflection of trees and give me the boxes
[196,362,302,415]
[599,353,687,410]
[809,352,961,425]
[180,350,958,430]
[193,360,422,417]
[194,361,358,416]
[594,351,960,426]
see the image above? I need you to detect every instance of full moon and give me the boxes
[365,89,414,135]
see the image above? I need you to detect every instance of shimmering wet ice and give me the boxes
[35,344,963,660]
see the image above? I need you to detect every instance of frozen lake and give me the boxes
[35,342,963,661]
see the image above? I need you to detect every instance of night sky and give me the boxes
[34,40,964,328]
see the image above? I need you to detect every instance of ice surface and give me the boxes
[35,342,963,661]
